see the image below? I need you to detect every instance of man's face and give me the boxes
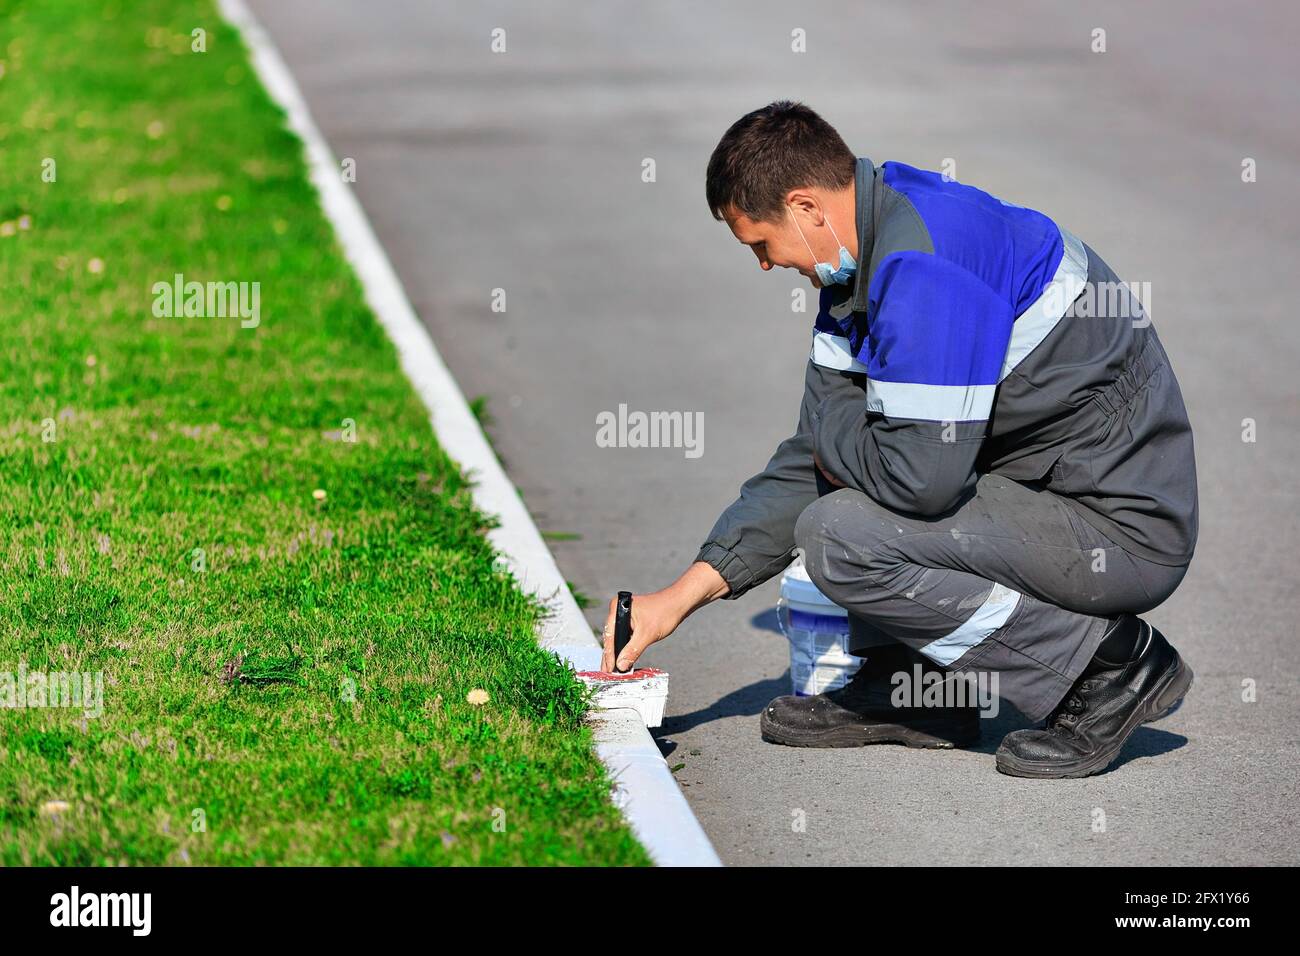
[723,203,826,289]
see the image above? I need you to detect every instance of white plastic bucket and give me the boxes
[776,559,863,696]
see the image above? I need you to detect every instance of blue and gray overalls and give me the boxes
[695,157,1199,721]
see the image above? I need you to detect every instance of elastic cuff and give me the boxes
[694,542,754,600]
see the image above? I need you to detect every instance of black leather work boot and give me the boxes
[995,617,1193,778]
[760,642,982,749]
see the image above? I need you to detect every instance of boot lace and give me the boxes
[1045,677,1101,734]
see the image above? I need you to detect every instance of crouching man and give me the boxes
[601,101,1198,778]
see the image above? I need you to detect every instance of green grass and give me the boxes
[0,0,649,865]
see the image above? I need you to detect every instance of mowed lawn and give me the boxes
[0,0,648,865]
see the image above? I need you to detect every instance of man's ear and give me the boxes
[784,190,823,225]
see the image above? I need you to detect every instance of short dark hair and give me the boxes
[706,101,856,224]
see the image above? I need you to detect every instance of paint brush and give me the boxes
[613,590,633,672]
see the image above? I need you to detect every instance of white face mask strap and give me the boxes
[788,205,817,264]
[824,214,844,251]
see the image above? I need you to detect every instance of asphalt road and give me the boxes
[246,0,1300,865]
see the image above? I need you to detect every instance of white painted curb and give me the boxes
[217,0,720,867]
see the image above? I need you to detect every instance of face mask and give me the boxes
[789,206,856,285]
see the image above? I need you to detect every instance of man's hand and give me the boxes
[599,590,684,674]
[813,451,847,488]
[600,561,730,672]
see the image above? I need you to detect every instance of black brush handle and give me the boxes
[613,591,633,671]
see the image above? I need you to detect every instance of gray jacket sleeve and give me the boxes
[694,358,866,599]
[810,395,985,517]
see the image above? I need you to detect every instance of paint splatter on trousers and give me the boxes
[793,472,1189,722]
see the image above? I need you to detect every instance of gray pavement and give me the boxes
[246,0,1300,864]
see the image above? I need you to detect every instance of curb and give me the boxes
[217,0,721,867]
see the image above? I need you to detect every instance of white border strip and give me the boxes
[217,0,720,867]
[810,330,868,373]
[866,379,996,423]
[999,227,1089,380]
[918,582,1022,666]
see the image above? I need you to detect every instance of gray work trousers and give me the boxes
[793,473,1190,722]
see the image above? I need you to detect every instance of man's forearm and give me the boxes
[664,561,731,620]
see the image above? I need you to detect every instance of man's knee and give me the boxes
[794,489,899,599]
